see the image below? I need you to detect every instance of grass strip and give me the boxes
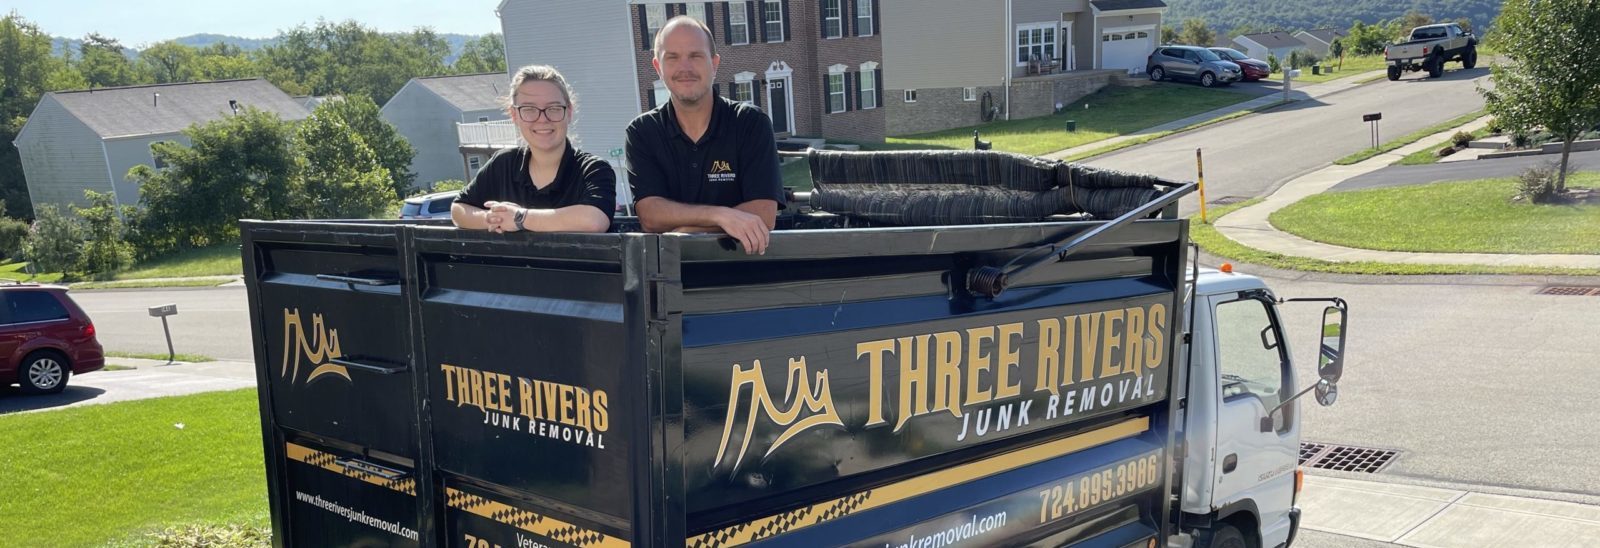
[105,350,218,363]
[1396,127,1494,165]
[1334,110,1486,165]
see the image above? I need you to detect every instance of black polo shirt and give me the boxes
[454,141,617,229]
[624,96,785,209]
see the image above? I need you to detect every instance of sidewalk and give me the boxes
[1214,117,1600,270]
[1301,474,1600,546]
[0,356,256,414]
[1044,70,1384,161]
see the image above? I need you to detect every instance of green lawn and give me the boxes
[1335,110,1487,165]
[1397,127,1494,165]
[886,85,1249,156]
[1270,173,1600,255]
[0,243,242,286]
[1270,54,1389,85]
[0,389,267,547]
[105,350,217,363]
[1190,200,1600,276]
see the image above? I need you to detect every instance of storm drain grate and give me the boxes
[1299,442,1400,473]
[1209,196,1248,206]
[1537,286,1600,296]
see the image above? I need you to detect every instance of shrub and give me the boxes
[1511,131,1531,148]
[1436,146,1457,158]
[1267,54,1281,73]
[72,190,136,280]
[147,523,270,548]
[1451,131,1475,148]
[431,179,467,193]
[21,205,85,280]
[0,216,29,260]
[1514,163,1562,203]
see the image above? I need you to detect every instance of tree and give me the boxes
[1161,25,1178,45]
[128,107,298,252]
[21,204,84,279]
[1395,12,1433,38]
[1267,53,1281,73]
[453,33,506,74]
[1480,0,1600,194]
[1454,18,1474,34]
[312,96,416,197]
[255,21,451,105]
[1330,39,1345,69]
[0,11,64,217]
[72,190,134,279]
[1178,18,1216,47]
[1344,20,1391,55]
[293,107,393,219]
[77,33,144,88]
[139,40,198,83]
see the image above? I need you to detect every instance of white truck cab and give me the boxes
[1176,267,1346,548]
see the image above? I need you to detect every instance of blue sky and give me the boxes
[10,0,503,46]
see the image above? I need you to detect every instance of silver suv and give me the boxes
[399,190,459,220]
[1147,46,1241,87]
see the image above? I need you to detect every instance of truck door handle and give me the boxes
[315,273,399,287]
[1223,454,1238,473]
[330,357,408,375]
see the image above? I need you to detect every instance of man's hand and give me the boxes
[713,208,770,255]
[483,201,524,233]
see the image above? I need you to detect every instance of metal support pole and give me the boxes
[1196,148,1209,223]
[161,316,175,364]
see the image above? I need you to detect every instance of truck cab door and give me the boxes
[1206,292,1299,546]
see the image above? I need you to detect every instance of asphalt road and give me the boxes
[1335,149,1600,192]
[1261,271,1600,498]
[72,285,254,361]
[1088,66,1493,214]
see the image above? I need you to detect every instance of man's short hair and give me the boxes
[653,16,717,59]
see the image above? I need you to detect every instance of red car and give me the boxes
[1,284,103,394]
[1210,47,1272,81]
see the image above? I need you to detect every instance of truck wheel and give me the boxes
[1463,47,1478,69]
[1387,66,1402,81]
[1427,54,1444,78]
[1195,523,1250,548]
[19,351,71,394]
[1200,72,1217,87]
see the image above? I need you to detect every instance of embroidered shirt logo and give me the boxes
[708,160,738,183]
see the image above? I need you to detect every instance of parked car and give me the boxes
[1385,23,1477,80]
[1,284,103,394]
[399,190,460,220]
[1147,45,1242,87]
[1209,47,1271,81]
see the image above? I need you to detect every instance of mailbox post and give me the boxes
[1364,112,1383,149]
[148,304,178,364]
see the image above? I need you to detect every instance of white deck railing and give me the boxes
[456,120,521,148]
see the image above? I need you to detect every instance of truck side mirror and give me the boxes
[1317,305,1346,388]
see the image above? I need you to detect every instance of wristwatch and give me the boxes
[512,208,528,231]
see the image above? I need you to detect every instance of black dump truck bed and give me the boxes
[243,150,1191,548]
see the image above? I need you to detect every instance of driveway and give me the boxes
[1086,66,1492,214]
[1334,149,1600,191]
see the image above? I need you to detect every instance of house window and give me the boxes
[468,155,483,175]
[856,0,873,36]
[1016,23,1056,66]
[963,87,977,102]
[764,0,784,42]
[729,1,750,44]
[823,0,842,38]
[150,143,169,169]
[733,80,755,103]
[904,89,917,103]
[858,66,877,109]
[477,116,490,122]
[686,3,706,22]
[646,4,666,47]
[827,72,846,113]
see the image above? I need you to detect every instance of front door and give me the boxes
[1208,292,1299,546]
[767,78,790,133]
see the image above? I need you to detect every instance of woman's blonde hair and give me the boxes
[504,64,577,112]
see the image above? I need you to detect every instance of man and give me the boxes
[626,16,783,255]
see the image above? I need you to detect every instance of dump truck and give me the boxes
[242,149,1347,548]
[1385,23,1478,80]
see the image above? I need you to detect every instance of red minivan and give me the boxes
[1,284,104,394]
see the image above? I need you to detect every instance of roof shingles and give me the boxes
[413,73,509,113]
[49,79,310,139]
[1237,31,1304,50]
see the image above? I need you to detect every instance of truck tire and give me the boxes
[1387,65,1402,81]
[1463,47,1478,69]
[1427,54,1444,78]
[1195,523,1250,548]
[19,350,71,394]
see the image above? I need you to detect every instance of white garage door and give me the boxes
[1102,30,1153,72]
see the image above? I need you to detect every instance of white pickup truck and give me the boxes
[1386,23,1478,80]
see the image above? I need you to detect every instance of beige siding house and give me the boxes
[380,73,509,187]
[881,0,1164,135]
[12,79,310,215]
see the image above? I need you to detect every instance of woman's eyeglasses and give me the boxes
[514,105,568,122]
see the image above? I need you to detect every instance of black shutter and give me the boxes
[847,72,857,111]
[844,0,853,37]
[754,79,763,107]
[781,0,791,43]
[871,0,879,35]
[637,4,650,50]
[722,2,732,43]
[647,85,656,109]
[874,68,883,107]
[753,1,764,43]
[823,75,833,113]
[713,83,721,97]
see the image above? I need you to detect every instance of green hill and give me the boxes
[1165,0,1504,36]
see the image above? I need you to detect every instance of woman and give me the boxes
[452,65,615,233]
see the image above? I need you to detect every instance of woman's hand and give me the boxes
[483,201,525,233]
